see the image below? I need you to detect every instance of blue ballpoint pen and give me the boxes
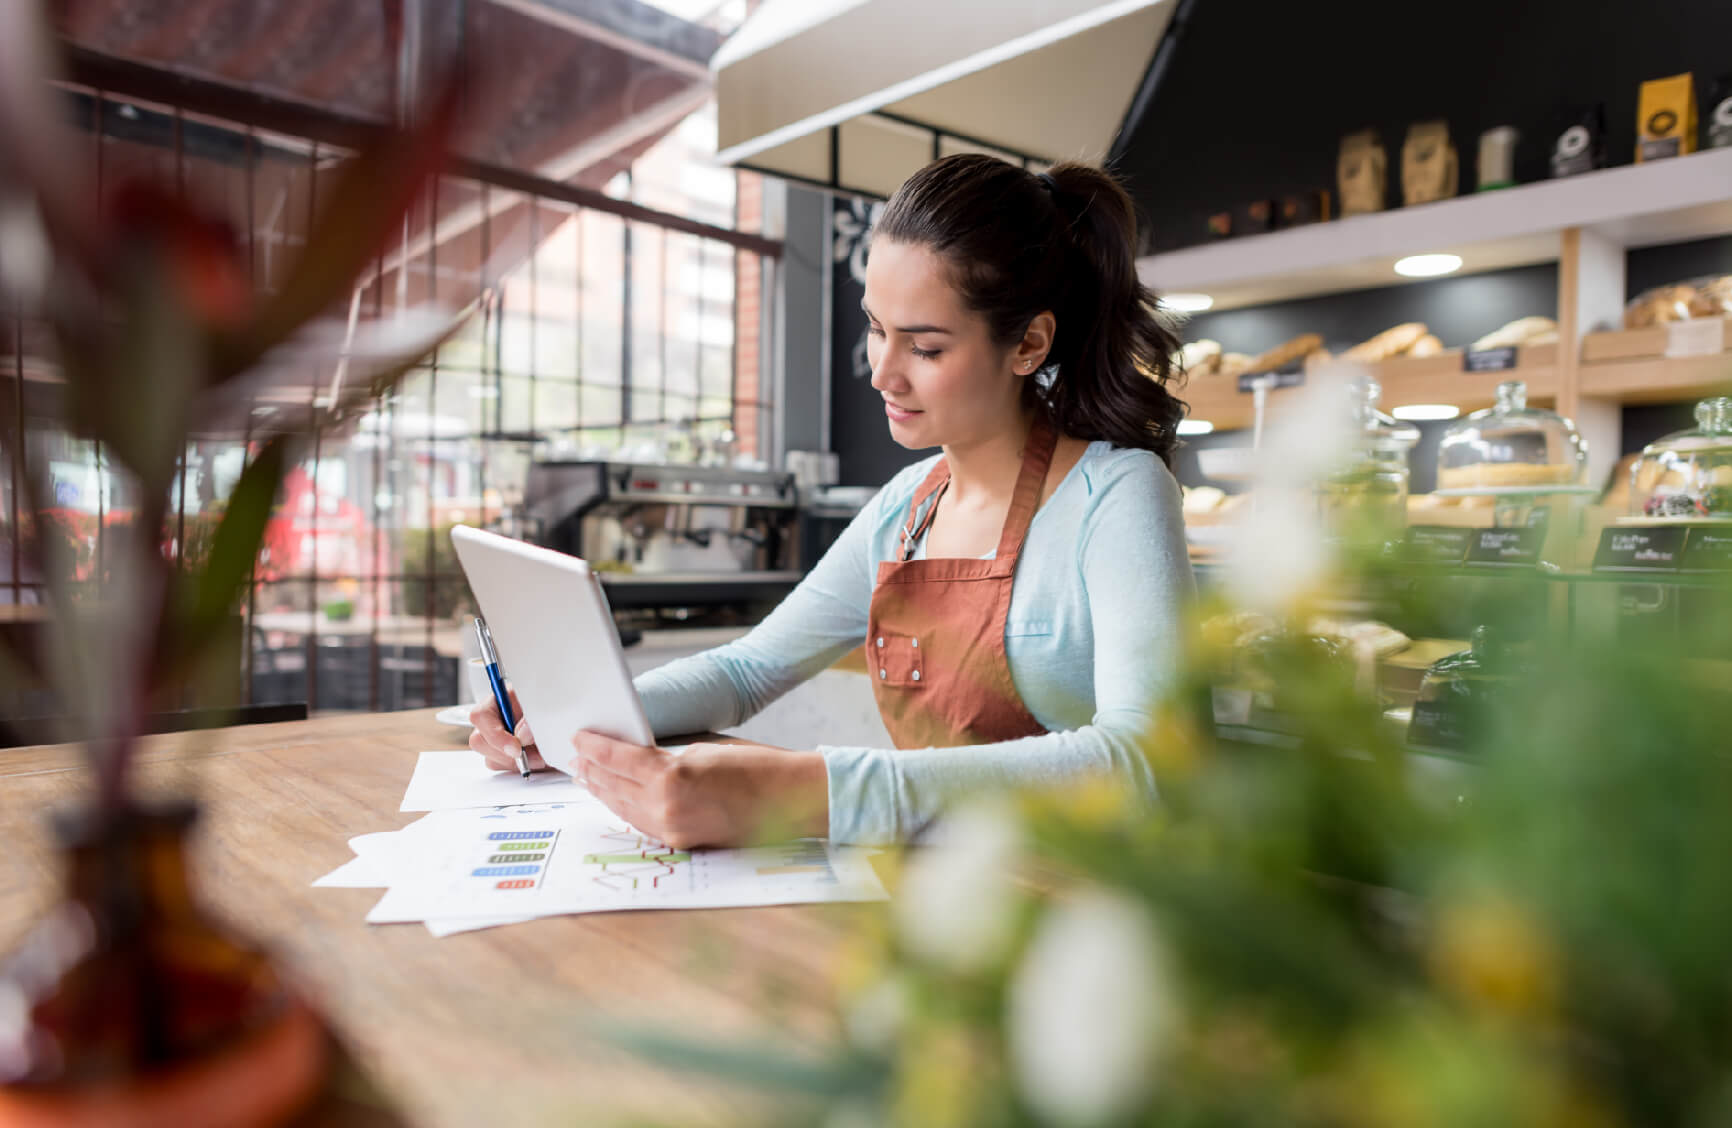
[475,616,530,777]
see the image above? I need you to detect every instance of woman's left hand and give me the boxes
[571,732,829,850]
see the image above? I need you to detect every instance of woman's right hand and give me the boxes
[468,687,547,772]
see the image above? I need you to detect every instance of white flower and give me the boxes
[1223,362,1366,614]
[894,800,1022,973]
[1007,890,1179,1127]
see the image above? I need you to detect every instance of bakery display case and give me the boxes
[1157,145,1732,755]
[1318,378,1419,533]
[1423,380,1598,568]
[1435,380,1587,489]
[1625,396,1732,522]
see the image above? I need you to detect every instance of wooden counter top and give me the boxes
[0,711,863,1126]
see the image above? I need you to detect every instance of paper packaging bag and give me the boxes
[1705,74,1732,149]
[1401,120,1458,206]
[1551,105,1607,177]
[1337,130,1387,217]
[1637,73,1697,162]
[1477,126,1519,191]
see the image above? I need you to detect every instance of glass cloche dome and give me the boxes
[1436,380,1588,490]
[1628,397,1732,521]
[1318,377,1420,528]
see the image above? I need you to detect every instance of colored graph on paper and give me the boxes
[364,802,888,925]
[751,839,839,882]
[582,827,691,891]
[470,824,561,892]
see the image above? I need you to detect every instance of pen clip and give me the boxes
[474,616,499,666]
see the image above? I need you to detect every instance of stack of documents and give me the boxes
[313,750,887,936]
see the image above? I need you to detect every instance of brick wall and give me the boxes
[733,170,764,463]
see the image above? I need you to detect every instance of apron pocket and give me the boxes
[872,632,926,688]
[1005,619,1053,638]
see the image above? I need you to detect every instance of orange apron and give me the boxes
[867,419,1057,749]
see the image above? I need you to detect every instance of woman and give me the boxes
[471,154,1194,847]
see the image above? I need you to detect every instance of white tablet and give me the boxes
[449,525,654,775]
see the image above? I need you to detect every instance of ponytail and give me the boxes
[874,154,1187,463]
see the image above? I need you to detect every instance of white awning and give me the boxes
[712,0,1176,196]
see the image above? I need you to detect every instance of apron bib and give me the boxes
[866,419,1057,748]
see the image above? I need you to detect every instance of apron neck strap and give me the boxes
[898,463,950,561]
[895,417,1060,565]
[991,417,1057,569]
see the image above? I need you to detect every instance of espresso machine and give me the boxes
[521,460,802,619]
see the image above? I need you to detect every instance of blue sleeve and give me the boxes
[632,463,923,738]
[819,454,1194,844]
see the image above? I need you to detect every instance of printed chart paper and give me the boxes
[364,802,885,924]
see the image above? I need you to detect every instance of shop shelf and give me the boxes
[1182,346,1560,433]
[1139,148,1732,311]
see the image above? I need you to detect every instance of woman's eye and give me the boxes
[911,346,941,360]
[866,323,885,338]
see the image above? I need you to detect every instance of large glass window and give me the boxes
[1,86,779,718]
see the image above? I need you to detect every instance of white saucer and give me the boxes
[435,704,476,727]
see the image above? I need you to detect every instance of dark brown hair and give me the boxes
[873,154,1186,462]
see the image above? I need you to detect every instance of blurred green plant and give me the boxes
[609,362,1732,1125]
[400,522,478,621]
[0,3,468,812]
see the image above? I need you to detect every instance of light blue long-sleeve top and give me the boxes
[632,440,1195,844]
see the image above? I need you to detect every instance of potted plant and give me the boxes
[0,5,471,1121]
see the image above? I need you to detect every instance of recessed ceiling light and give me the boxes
[1162,292,1214,313]
[1177,419,1216,436]
[1394,253,1463,278]
[1392,403,1461,421]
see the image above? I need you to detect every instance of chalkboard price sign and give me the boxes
[1681,527,1732,573]
[1466,527,1546,567]
[1462,346,1519,372]
[1592,526,1689,573]
[1237,363,1306,394]
[1403,525,1475,565]
[1408,699,1468,751]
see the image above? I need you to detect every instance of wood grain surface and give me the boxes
[0,711,867,1127]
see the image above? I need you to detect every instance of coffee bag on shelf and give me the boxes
[1637,73,1697,162]
[1551,105,1607,177]
[1401,121,1459,206]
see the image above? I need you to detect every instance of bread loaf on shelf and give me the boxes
[1408,333,1444,357]
[1343,322,1429,362]
[1216,353,1255,380]
[1470,316,1557,351]
[1248,333,1324,373]
[1175,339,1223,376]
[1436,462,1581,489]
[1623,278,1732,328]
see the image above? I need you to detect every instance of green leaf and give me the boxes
[154,435,288,688]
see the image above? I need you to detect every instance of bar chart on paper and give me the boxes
[365,802,885,924]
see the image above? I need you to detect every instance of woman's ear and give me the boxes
[1012,311,1056,374]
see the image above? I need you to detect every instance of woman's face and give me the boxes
[863,239,1035,450]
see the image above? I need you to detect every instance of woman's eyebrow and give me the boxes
[861,301,952,334]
